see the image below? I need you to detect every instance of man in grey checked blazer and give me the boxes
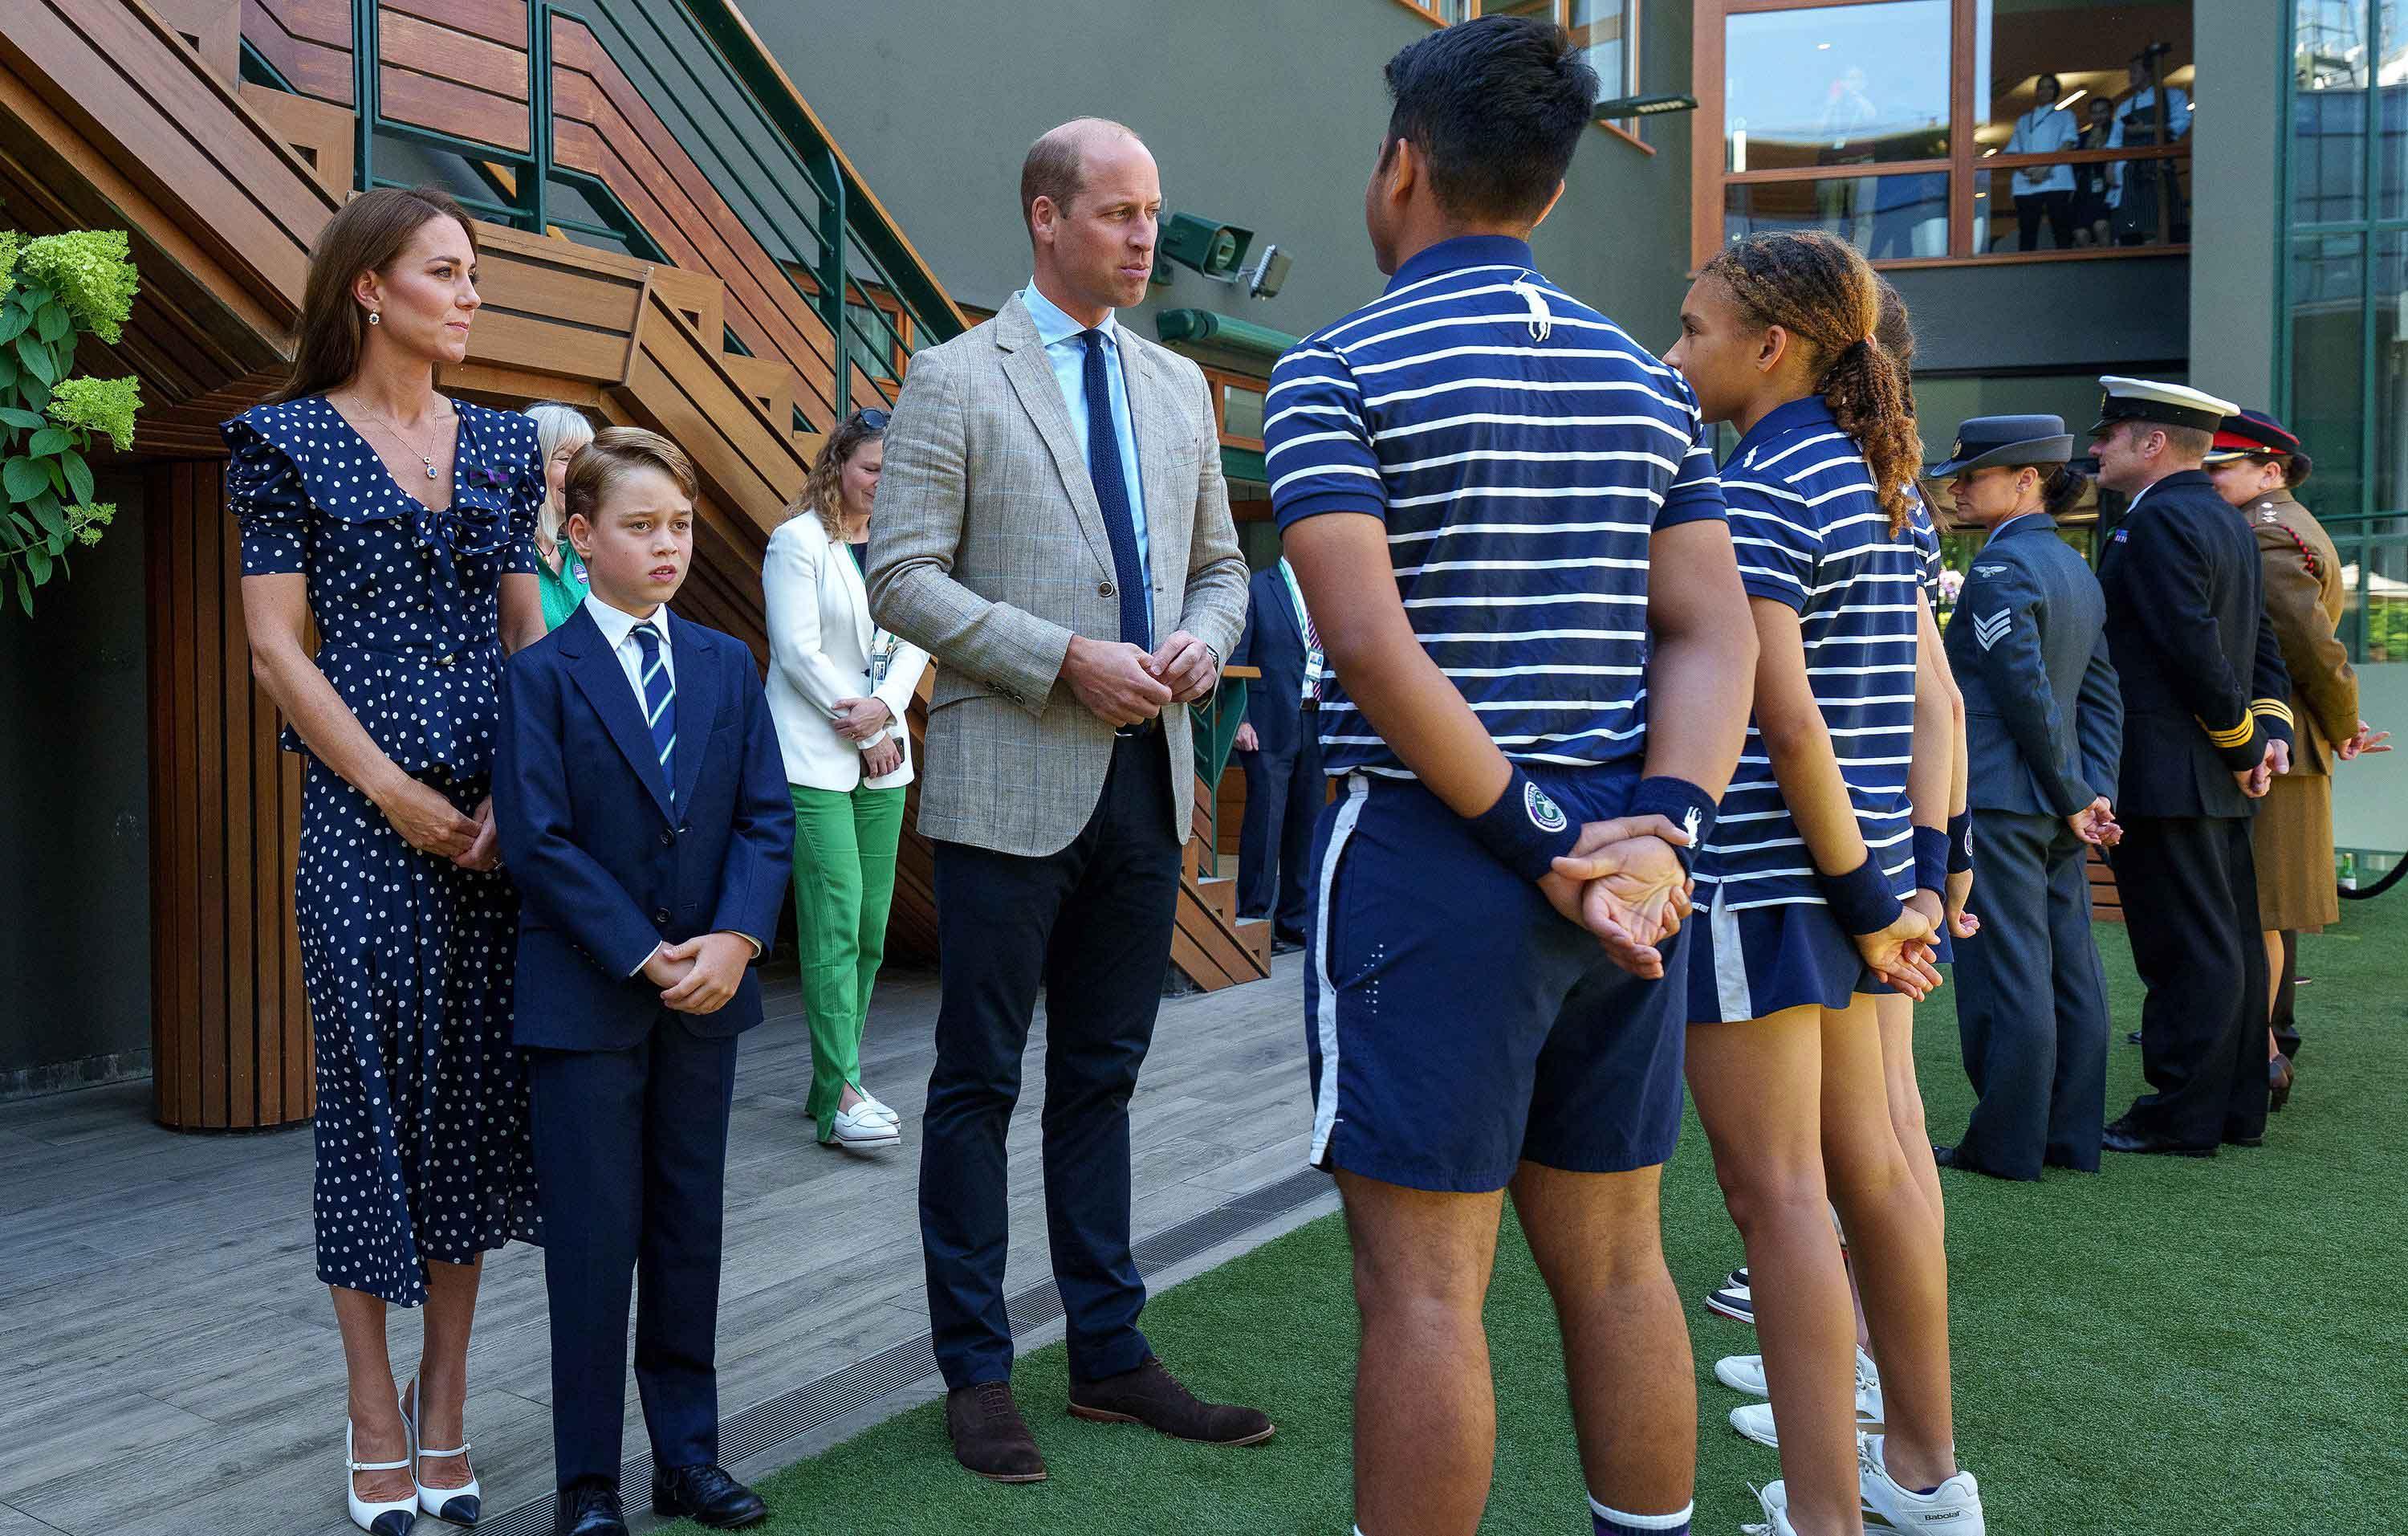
[865,117,1259,1485]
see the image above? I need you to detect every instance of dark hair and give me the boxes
[564,426,697,529]
[1872,275,1917,373]
[2040,463,2089,518]
[275,186,478,404]
[2285,450,2315,487]
[1019,118,1142,241]
[1381,15,1597,225]
[1702,231,1922,532]
[791,407,887,540]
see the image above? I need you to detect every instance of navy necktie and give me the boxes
[631,623,675,805]
[1080,328,1151,652]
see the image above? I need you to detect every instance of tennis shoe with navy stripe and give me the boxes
[1860,1435,1984,1534]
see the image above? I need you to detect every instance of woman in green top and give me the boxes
[523,401,595,630]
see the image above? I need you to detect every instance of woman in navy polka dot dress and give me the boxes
[229,187,543,1536]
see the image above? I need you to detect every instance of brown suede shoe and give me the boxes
[945,1380,1047,1483]
[1067,1356,1275,1446]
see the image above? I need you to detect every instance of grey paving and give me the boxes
[0,958,1317,1535]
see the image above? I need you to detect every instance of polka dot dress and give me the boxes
[222,396,546,1306]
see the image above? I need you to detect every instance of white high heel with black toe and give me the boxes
[401,1379,482,1526]
[345,1413,417,1536]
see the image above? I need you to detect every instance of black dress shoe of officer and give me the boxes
[2269,1053,2294,1113]
[652,1464,767,1529]
[2102,1114,2215,1158]
[1933,1144,2034,1180]
[553,1485,627,1536]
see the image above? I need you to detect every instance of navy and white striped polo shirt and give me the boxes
[1908,489,1942,603]
[1262,235,1723,781]
[1698,397,1921,909]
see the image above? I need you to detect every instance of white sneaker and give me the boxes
[1739,1479,1800,1536]
[1726,1360,1884,1450]
[1716,1346,1880,1402]
[1704,1277,1754,1325]
[820,1102,901,1148]
[1861,1435,1984,1534]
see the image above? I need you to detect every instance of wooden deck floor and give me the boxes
[0,958,1322,1535]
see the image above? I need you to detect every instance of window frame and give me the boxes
[1689,0,2193,271]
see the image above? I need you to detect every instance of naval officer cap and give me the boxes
[2089,376,2239,436]
[2201,408,2304,465]
[1927,414,2075,479]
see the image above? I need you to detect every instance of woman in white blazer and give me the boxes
[764,409,930,1149]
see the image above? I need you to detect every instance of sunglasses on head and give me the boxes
[856,409,890,432]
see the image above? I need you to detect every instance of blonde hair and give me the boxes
[563,426,697,532]
[523,401,595,544]
[788,408,885,542]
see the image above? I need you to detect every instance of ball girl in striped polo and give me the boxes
[1664,231,1985,1536]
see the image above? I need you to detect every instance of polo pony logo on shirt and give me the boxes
[1682,805,1702,849]
[1524,782,1568,835]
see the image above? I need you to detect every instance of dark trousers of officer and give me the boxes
[920,731,1177,1391]
[2272,929,2302,1061]
[1952,812,2110,1177]
[1236,709,1322,935]
[2112,815,2271,1147]
[527,1025,738,1489]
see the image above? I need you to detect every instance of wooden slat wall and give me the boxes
[148,461,312,1131]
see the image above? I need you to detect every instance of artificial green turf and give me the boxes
[701,898,2407,1534]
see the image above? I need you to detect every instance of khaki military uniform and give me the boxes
[2247,490,2357,932]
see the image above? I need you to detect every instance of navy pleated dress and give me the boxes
[222,395,545,1306]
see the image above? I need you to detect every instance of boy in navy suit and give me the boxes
[494,427,793,1536]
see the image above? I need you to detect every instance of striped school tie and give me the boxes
[631,623,675,806]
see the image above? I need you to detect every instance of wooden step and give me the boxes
[648,262,726,344]
[1192,874,1238,925]
[1231,915,1271,969]
[722,351,795,427]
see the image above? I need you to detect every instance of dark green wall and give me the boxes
[745,0,1699,361]
[0,471,150,1097]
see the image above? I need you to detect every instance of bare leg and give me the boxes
[1821,996,1957,1493]
[331,1285,411,1505]
[1689,1007,1861,1536]
[2263,930,2286,1059]
[412,1256,483,1489]
[1510,1161,1694,1522]
[1340,1170,1506,1536]
[1876,993,1943,1233]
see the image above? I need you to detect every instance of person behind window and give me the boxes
[2109,52,2192,245]
[2006,74,2081,251]
[525,401,596,632]
[2072,96,2117,247]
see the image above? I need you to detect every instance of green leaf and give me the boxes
[3,508,33,540]
[28,490,63,536]
[35,302,69,344]
[27,426,71,456]
[2,456,43,502]
[13,564,32,617]
[18,287,52,312]
[45,458,63,496]
[44,531,64,558]
[16,335,54,385]
[24,544,49,583]
[0,305,30,346]
[22,376,48,412]
[60,449,91,506]
[0,350,18,391]
[0,406,42,430]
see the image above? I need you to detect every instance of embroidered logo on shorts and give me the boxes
[1524,782,1568,834]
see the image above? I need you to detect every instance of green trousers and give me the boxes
[788,781,908,1139]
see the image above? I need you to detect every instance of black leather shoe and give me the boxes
[946,1379,1047,1482]
[2126,1029,2145,1045]
[1068,1355,1274,1446]
[1271,927,1307,956]
[2269,1053,2294,1113]
[652,1464,766,1529]
[1932,1143,1967,1170]
[2224,1132,2265,1148]
[2102,1114,2215,1159]
[553,1485,627,1536]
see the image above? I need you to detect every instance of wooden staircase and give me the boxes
[14,0,1267,991]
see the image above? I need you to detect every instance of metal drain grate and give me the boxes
[474,1166,1332,1536]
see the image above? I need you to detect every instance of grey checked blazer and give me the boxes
[865,293,1249,857]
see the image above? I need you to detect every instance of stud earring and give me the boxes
[367,311,381,326]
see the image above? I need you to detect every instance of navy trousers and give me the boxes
[921,731,1180,1390]
[527,1023,738,1489]
[1950,811,2110,1177]
[2112,815,2271,1148]
[1236,715,1322,934]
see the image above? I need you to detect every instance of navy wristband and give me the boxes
[1467,765,1581,883]
[1913,826,1950,895]
[1946,811,1974,875]
[1819,854,1902,936]
[1628,775,1719,876]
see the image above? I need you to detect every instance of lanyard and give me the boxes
[1278,558,1326,703]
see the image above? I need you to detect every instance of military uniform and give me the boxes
[2093,380,2294,1155]
[1934,416,2122,1178]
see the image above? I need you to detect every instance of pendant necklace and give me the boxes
[361,399,452,480]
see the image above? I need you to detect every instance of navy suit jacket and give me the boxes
[495,604,795,1052]
[1229,565,1309,759]
[1943,513,2121,819]
[2097,470,2294,819]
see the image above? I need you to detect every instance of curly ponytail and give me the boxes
[1701,231,1923,532]
[2040,464,2089,519]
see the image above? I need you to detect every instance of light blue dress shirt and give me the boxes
[1020,281,1151,587]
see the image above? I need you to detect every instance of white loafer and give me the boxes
[820,1102,901,1147]
[853,1092,901,1125]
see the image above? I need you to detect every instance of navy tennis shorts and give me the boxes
[1302,768,1690,1193]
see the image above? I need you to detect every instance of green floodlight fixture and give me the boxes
[1595,92,1699,120]
[1158,212,1255,281]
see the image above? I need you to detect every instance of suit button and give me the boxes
[660,829,675,846]
[654,908,672,926]
[1099,581,1114,597]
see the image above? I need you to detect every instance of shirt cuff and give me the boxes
[629,941,662,978]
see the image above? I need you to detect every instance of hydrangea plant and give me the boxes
[1,228,143,617]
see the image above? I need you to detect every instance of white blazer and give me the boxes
[763,513,931,792]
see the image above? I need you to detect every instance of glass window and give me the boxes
[1572,0,1638,104]
[1222,382,1266,444]
[2375,233,2408,516]
[1723,2,1952,174]
[2381,2,2408,217]
[2292,233,2368,523]
[2358,532,2408,662]
[2296,1,2372,224]
[1725,172,1950,259]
